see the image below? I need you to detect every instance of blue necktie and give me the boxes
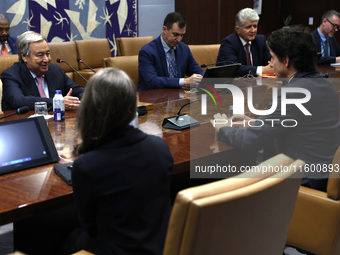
[167,48,178,78]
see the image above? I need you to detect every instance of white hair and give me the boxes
[17,31,46,62]
[235,8,259,27]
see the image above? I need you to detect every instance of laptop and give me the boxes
[0,116,59,175]
[203,63,241,79]
[198,63,241,92]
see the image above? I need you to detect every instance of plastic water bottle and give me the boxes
[228,105,233,119]
[53,90,65,122]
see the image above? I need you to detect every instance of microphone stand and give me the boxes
[77,58,97,73]
[0,106,30,120]
[56,59,88,83]
[162,100,200,130]
[0,112,18,120]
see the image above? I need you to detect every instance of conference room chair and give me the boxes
[0,79,2,114]
[75,39,111,87]
[72,154,304,255]
[103,55,139,89]
[188,44,220,71]
[0,54,19,76]
[48,41,79,81]
[163,154,304,255]
[286,146,340,255]
[0,55,19,114]
[115,36,154,56]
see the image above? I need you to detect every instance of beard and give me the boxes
[0,35,9,42]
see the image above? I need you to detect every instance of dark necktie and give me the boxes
[1,42,8,55]
[324,38,329,57]
[167,48,178,78]
[36,76,47,98]
[245,43,252,66]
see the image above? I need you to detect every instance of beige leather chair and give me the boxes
[75,38,111,71]
[163,154,305,255]
[0,55,19,114]
[75,39,111,87]
[48,41,78,81]
[0,54,19,76]
[115,36,154,56]
[71,251,93,255]
[0,79,3,114]
[72,154,304,255]
[287,146,340,255]
[188,44,220,71]
[103,55,139,89]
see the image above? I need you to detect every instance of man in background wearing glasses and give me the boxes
[138,12,204,91]
[312,10,340,65]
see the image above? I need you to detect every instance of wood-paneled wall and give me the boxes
[175,0,252,45]
[259,0,340,42]
[176,0,340,44]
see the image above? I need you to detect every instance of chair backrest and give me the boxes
[116,36,154,56]
[103,55,139,89]
[0,55,19,114]
[0,79,3,114]
[163,154,304,255]
[188,44,220,71]
[286,146,340,255]
[327,146,340,200]
[48,41,78,80]
[75,38,111,70]
[0,54,19,77]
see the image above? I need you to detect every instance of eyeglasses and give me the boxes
[326,18,340,30]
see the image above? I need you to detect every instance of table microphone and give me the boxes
[201,60,235,68]
[162,100,200,130]
[77,58,97,73]
[56,58,88,83]
[175,100,199,120]
[0,106,30,120]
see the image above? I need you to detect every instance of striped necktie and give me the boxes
[167,48,178,78]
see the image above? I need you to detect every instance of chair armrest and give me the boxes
[287,186,340,255]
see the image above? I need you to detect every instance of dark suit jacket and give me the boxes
[216,31,271,76]
[72,127,173,255]
[1,62,84,111]
[138,36,204,91]
[218,71,340,179]
[312,29,340,65]
[7,36,17,54]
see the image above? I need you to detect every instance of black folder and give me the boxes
[54,163,73,185]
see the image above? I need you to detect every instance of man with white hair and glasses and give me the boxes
[216,8,273,76]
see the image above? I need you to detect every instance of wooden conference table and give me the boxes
[0,66,339,226]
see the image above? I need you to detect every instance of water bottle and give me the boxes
[53,90,65,122]
[228,105,233,119]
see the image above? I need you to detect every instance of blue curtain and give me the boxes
[1,0,138,56]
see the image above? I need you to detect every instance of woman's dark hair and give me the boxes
[267,26,317,73]
[74,68,137,156]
